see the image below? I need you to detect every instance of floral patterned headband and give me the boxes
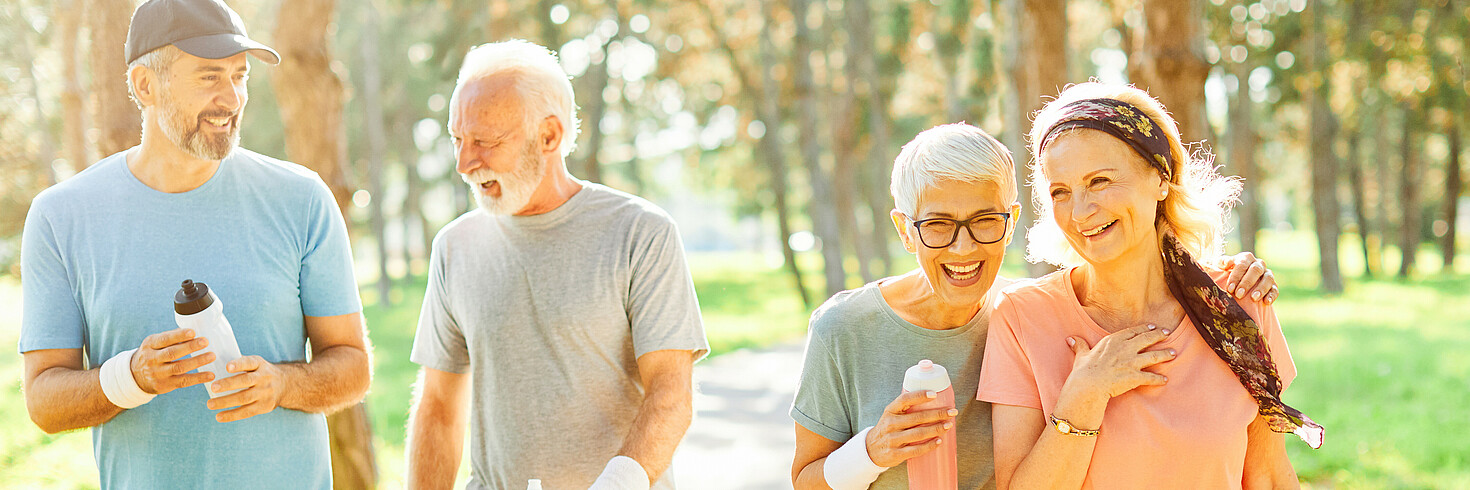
[1038,98,1175,182]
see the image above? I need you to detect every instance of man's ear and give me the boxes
[890,209,916,254]
[129,65,160,109]
[538,115,563,156]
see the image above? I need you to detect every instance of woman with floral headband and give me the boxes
[789,123,1283,490]
[978,82,1323,489]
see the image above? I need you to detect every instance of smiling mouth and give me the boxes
[200,114,235,131]
[1081,220,1118,237]
[941,261,982,281]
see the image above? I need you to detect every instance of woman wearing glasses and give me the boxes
[789,123,1279,489]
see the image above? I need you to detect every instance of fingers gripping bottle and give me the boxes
[174,280,243,398]
[903,360,958,490]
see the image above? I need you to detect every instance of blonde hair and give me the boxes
[450,40,580,157]
[1025,82,1241,266]
[891,123,1017,218]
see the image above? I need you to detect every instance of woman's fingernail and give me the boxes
[1252,291,1263,300]
[927,391,937,399]
[944,422,954,429]
[948,409,959,416]
[1067,337,1076,346]
[1236,288,1246,298]
[1162,329,1171,335]
[1148,324,1157,330]
[1168,349,1177,356]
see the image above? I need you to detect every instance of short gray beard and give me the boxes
[157,86,239,161]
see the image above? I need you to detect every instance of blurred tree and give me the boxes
[761,0,813,308]
[1134,0,1210,144]
[792,0,847,296]
[57,0,88,173]
[1305,0,1343,292]
[88,0,141,157]
[360,2,392,307]
[1012,0,1067,277]
[271,0,377,488]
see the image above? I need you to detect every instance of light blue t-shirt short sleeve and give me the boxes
[19,148,361,489]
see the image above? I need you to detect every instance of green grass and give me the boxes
[2,232,1467,488]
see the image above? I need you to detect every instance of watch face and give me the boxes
[1057,420,1072,433]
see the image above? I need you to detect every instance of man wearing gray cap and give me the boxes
[18,0,369,487]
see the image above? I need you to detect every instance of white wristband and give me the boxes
[588,455,650,490]
[99,349,155,409]
[824,426,887,490]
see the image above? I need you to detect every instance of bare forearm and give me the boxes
[25,367,124,433]
[406,408,465,489]
[793,458,833,490]
[618,385,692,482]
[1007,388,1105,490]
[275,344,371,414]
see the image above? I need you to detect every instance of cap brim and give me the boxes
[173,33,280,65]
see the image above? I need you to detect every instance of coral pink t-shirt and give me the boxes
[977,267,1296,489]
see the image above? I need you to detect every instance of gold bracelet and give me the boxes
[1048,414,1099,437]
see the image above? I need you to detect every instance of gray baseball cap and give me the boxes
[125,0,280,65]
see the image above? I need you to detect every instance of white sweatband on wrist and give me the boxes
[100,349,155,409]
[824,426,887,490]
[588,455,650,490]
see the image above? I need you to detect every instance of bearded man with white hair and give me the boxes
[405,40,709,490]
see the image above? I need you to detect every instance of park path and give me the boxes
[672,341,805,490]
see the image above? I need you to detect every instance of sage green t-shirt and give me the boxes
[791,281,997,490]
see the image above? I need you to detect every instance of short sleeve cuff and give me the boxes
[790,405,851,443]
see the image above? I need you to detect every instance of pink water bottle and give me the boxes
[903,359,957,490]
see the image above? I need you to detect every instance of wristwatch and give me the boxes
[1048,414,1099,436]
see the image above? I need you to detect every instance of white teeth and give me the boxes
[1081,220,1117,237]
[942,262,981,280]
[205,117,230,126]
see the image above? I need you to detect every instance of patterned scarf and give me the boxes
[1040,98,1325,449]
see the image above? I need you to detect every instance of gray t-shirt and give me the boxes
[791,281,996,490]
[411,183,709,490]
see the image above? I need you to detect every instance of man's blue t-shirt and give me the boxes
[19,148,362,489]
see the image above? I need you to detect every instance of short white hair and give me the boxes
[450,40,580,157]
[890,123,1017,217]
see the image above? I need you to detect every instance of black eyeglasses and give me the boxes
[909,212,1012,248]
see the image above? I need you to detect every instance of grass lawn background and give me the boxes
[1,230,1466,488]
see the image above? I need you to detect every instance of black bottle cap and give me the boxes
[174,279,214,315]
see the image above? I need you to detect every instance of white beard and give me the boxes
[462,141,543,215]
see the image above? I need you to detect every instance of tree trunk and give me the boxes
[936,0,972,123]
[272,1,377,488]
[1398,106,1420,278]
[88,0,141,157]
[1228,61,1260,253]
[1346,131,1375,278]
[361,3,392,306]
[847,0,895,278]
[793,0,848,296]
[575,52,610,183]
[58,0,89,173]
[1371,98,1393,276]
[826,8,874,285]
[1443,122,1461,271]
[760,0,813,309]
[394,112,431,272]
[1134,0,1210,144]
[1306,2,1343,292]
[1013,0,1067,278]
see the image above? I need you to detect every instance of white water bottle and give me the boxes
[174,279,243,398]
